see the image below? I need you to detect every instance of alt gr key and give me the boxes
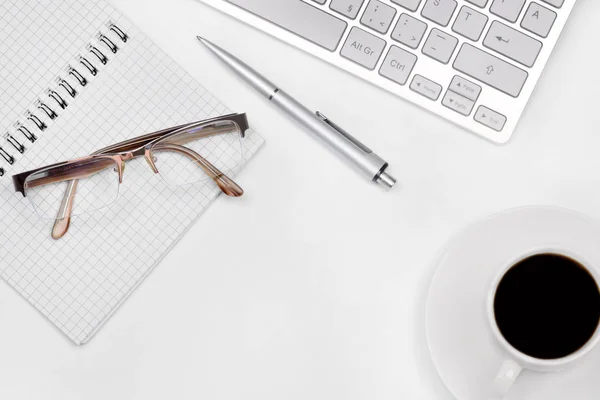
[341,27,387,70]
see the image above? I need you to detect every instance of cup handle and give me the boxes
[489,359,523,400]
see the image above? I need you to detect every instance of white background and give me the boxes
[0,0,599,399]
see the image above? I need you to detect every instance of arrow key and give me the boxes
[410,75,443,100]
[474,106,506,131]
[391,13,428,49]
[449,75,481,101]
[443,90,475,116]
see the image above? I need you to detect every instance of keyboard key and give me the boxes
[330,0,366,19]
[521,3,557,38]
[453,44,528,97]
[341,27,387,70]
[379,46,418,85]
[449,75,481,101]
[312,0,327,4]
[391,0,423,12]
[452,6,488,41]
[541,0,564,8]
[391,13,428,49]
[465,0,489,7]
[410,75,443,100]
[421,0,458,27]
[483,21,542,67]
[490,0,526,23]
[225,0,348,51]
[443,90,475,116]
[361,0,397,34]
[422,28,458,64]
[474,106,507,131]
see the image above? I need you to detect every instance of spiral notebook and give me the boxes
[0,0,264,344]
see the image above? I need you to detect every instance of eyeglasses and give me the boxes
[12,113,248,239]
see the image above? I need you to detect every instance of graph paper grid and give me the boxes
[0,0,264,344]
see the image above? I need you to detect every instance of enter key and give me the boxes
[483,21,542,68]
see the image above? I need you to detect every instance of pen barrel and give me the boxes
[271,90,388,181]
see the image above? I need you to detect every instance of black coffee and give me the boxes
[494,253,600,360]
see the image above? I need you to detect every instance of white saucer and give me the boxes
[426,207,600,400]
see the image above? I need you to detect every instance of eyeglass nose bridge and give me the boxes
[114,152,136,183]
[144,147,159,174]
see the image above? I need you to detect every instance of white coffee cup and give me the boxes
[486,247,600,400]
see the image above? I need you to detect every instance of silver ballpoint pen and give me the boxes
[197,36,397,189]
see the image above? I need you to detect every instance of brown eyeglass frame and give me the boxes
[13,113,249,239]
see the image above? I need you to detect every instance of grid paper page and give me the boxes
[0,0,264,344]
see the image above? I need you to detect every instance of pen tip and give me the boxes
[196,35,204,41]
[376,171,397,189]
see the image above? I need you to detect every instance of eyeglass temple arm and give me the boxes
[24,160,111,189]
[51,180,78,239]
[149,143,244,197]
[47,160,118,240]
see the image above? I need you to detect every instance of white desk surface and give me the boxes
[1,0,599,399]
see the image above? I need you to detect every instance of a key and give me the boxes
[391,0,423,12]
[421,0,458,27]
[391,13,428,49]
[452,6,488,41]
[474,106,507,131]
[443,91,475,116]
[453,44,528,97]
[483,21,542,68]
[410,75,443,100]
[422,28,458,64]
[379,46,418,85]
[312,0,327,4]
[449,76,481,101]
[542,0,564,8]
[341,27,387,70]
[225,0,347,51]
[361,0,397,34]
[521,3,557,38]
[465,0,489,7]
[330,0,366,19]
[490,0,526,23]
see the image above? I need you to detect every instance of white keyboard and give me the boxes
[199,0,576,143]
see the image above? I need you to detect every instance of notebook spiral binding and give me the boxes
[0,22,129,178]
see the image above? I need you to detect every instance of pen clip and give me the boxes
[316,111,372,154]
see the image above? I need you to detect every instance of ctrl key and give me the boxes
[379,46,417,85]
[474,106,507,132]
